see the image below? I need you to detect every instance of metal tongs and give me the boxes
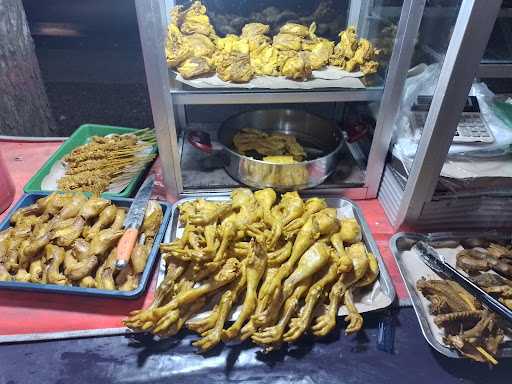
[413,241,512,325]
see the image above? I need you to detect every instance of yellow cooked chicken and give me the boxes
[165,2,380,82]
[281,52,312,80]
[182,33,216,57]
[180,0,215,36]
[125,189,380,353]
[250,43,279,76]
[241,22,270,38]
[233,128,306,161]
[214,52,254,83]
[177,57,213,79]
[0,193,162,291]
[273,33,303,51]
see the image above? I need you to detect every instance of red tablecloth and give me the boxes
[0,140,406,339]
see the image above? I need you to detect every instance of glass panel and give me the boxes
[386,0,463,188]
[163,0,410,192]
[165,0,402,96]
[482,3,512,63]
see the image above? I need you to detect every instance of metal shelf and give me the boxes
[169,73,385,105]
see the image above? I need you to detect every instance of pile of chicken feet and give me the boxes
[125,188,379,352]
[0,193,162,290]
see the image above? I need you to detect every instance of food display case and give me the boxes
[134,0,425,199]
[378,0,511,229]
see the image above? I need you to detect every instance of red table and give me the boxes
[0,140,406,341]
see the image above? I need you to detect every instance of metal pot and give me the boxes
[188,109,345,190]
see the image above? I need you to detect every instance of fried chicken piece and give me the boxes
[141,201,163,241]
[258,209,339,303]
[216,34,250,55]
[64,251,98,282]
[241,22,270,38]
[18,227,51,270]
[79,276,96,288]
[0,230,10,263]
[252,276,312,350]
[180,1,215,36]
[250,43,279,76]
[131,242,151,274]
[281,52,312,80]
[284,256,340,342]
[178,57,213,79]
[273,33,302,51]
[58,194,88,220]
[337,218,362,244]
[110,207,126,231]
[43,244,67,285]
[267,241,293,267]
[29,259,44,283]
[345,38,380,72]
[223,241,267,341]
[283,197,327,238]
[253,241,330,327]
[312,243,369,336]
[14,268,30,282]
[50,216,86,247]
[72,238,91,261]
[165,24,192,67]
[192,264,248,352]
[307,39,334,70]
[89,228,124,259]
[126,258,240,333]
[79,197,110,220]
[0,264,11,281]
[214,52,254,83]
[85,205,117,240]
[183,33,216,57]
[330,26,358,67]
[279,23,310,38]
[95,247,117,290]
[343,288,363,334]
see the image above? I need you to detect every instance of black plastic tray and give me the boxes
[0,192,171,299]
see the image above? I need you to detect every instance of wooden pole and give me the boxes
[0,0,56,136]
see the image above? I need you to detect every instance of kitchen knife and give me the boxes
[115,175,155,270]
[413,241,512,325]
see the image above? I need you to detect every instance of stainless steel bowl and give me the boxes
[188,109,345,190]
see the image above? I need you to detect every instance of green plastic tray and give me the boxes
[24,124,156,198]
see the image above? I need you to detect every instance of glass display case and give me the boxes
[135,0,423,198]
[378,0,508,229]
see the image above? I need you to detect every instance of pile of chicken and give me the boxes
[456,242,512,312]
[125,188,379,353]
[0,193,162,291]
[233,128,306,162]
[165,1,380,82]
[417,277,507,364]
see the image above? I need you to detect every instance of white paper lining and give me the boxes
[158,198,392,321]
[174,66,366,89]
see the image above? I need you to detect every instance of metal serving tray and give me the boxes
[390,231,512,358]
[0,192,171,299]
[158,194,396,317]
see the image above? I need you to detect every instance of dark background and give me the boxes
[20,0,512,137]
[23,0,152,136]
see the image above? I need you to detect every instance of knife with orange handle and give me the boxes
[115,176,155,270]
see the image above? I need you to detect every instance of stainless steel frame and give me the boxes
[136,0,423,199]
[391,0,503,226]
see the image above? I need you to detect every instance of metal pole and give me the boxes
[365,0,426,197]
[135,0,182,196]
[396,0,502,225]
